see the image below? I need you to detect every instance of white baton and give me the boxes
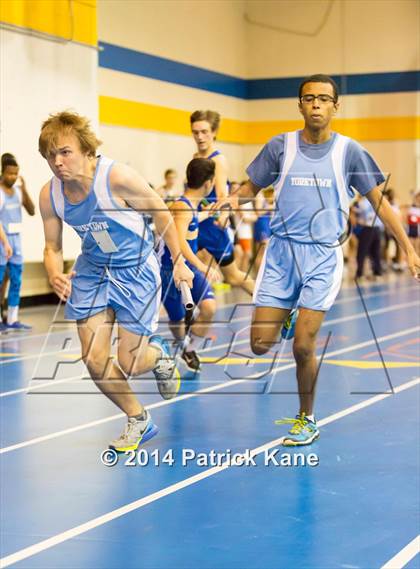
[180,281,194,311]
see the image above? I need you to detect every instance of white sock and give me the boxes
[7,305,18,325]
[187,333,203,351]
[306,414,315,422]
[148,339,164,362]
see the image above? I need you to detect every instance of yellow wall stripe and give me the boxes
[0,0,97,47]
[99,96,420,144]
[247,116,420,144]
[330,116,419,143]
[100,96,192,136]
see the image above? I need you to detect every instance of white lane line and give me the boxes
[1,376,418,568]
[1,325,418,455]
[0,292,417,403]
[1,297,417,398]
[0,374,87,398]
[229,300,419,326]
[0,349,81,367]
[381,534,420,569]
[0,328,72,345]
[0,294,417,387]
[0,299,246,346]
[0,284,417,361]
[0,331,172,367]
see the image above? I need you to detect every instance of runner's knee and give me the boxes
[251,332,272,355]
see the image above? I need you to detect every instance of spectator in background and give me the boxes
[344,195,361,269]
[237,193,257,273]
[0,154,35,331]
[157,169,179,202]
[355,196,383,280]
[253,187,273,276]
[0,153,19,320]
[407,190,420,255]
[1,153,15,167]
[383,188,403,271]
[227,180,243,270]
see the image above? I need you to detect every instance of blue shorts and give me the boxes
[65,253,161,336]
[161,265,214,322]
[198,218,234,265]
[0,234,23,264]
[254,216,271,242]
[254,236,344,312]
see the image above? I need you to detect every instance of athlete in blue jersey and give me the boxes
[216,74,420,446]
[39,111,194,452]
[0,155,35,332]
[190,110,254,295]
[161,158,219,372]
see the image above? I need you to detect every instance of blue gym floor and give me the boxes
[1,277,419,569]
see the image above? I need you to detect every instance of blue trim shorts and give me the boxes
[65,253,161,336]
[253,236,344,312]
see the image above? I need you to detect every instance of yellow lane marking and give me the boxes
[323,360,419,369]
[3,353,417,370]
[0,353,23,357]
[201,357,293,364]
[202,357,419,368]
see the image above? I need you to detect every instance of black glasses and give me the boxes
[300,94,336,104]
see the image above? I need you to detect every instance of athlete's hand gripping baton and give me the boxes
[180,280,194,312]
[179,281,195,352]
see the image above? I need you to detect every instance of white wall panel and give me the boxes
[0,29,98,262]
[98,0,247,76]
[99,125,246,191]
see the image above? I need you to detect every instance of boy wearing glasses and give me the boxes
[216,73,420,446]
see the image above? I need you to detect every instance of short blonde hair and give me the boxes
[39,111,101,158]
